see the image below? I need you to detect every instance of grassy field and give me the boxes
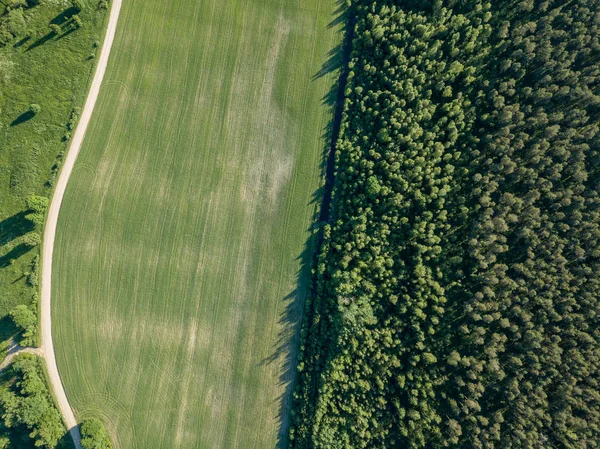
[0,0,107,343]
[52,0,342,447]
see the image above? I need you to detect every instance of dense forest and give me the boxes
[290,0,600,448]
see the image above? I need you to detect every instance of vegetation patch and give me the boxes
[0,0,107,343]
[0,0,108,446]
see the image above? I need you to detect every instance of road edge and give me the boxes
[40,0,123,447]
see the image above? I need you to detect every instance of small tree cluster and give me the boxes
[0,355,67,448]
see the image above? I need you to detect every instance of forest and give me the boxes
[290,0,600,448]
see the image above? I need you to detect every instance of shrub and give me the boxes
[72,14,82,28]
[71,0,84,10]
[9,305,37,345]
[0,26,12,46]
[28,103,41,115]
[25,195,48,226]
[6,8,26,36]
[80,418,112,449]
[49,23,61,35]
[22,232,41,247]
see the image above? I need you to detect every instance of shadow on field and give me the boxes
[50,7,79,26]
[0,316,18,344]
[0,212,33,247]
[259,1,356,448]
[0,244,33,268]
[26,32,54,52]
[26,7,79,52]
[10,110,36,126]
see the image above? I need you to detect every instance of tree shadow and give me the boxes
[265,1,357,448]
[57,26,77,41]
[50,7,79,26]
[58,428,77,449]
[13,36,31,48]
[0,211,33,246]
[0,316,18,344]
[0,244,33,268]
[26,32,54,51]
[25,6,79,51]
[10,110,36,126]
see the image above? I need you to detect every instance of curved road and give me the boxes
[41,0,123,446]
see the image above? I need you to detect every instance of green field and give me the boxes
[52,0,341,448]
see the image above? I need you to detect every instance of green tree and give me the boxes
[80,418,112,449]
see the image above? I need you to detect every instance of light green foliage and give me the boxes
[80,418,112,449]
[23,232,41,247]
[6,8,25,37]
[72,14,82,29]
[9,304,37,345]
[25,195,48,226]
[28,103,41,115]
[53,0,342,448]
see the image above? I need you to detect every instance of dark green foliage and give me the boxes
[0,354,67,448]
[80,418,112,449]
[291,0,600,448]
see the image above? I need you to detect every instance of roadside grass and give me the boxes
[0,0,107,344]
[52,0,343,447]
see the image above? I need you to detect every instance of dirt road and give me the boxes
[40,0,123,446]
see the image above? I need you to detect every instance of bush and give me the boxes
[72,14,82,28]
[71,0,84,10]
[28,103,41,115]
[9,305,37,346]
[25,195,48,226]
[80,418,112,449]
[6,8,26,36]
[0,26,12,46]
[22,232,41,247]
[49,23,61,35]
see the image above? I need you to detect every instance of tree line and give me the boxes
[290,0,600,448]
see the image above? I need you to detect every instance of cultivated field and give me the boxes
[51,0,341,448]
